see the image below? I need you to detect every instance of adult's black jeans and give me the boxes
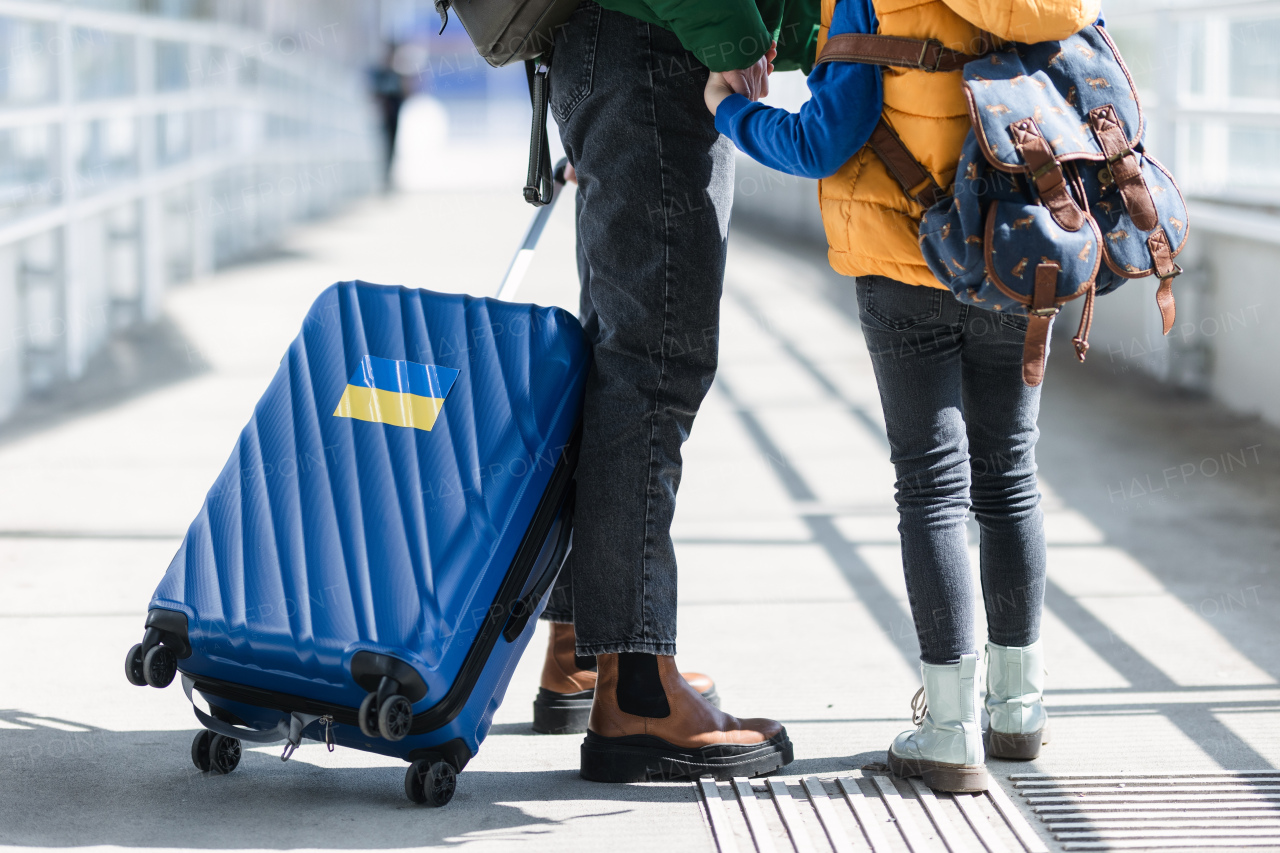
[539,2,734,656]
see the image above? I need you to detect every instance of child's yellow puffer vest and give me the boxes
[817,0,1102,288]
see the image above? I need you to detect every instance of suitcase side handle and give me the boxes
[502,481,575,643]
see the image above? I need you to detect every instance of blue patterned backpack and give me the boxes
[817,24,1188,386]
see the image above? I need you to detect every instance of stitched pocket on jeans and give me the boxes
[999,312,1030,333]
[549,3,601,123]
[860,279,945,331]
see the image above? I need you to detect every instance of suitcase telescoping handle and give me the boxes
[495,158,569,302]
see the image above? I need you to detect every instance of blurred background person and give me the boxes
[370,42,410,191]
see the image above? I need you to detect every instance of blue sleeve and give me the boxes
[714,0,882,180]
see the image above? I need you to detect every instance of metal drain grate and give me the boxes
[1010,772,1280,851]
[699,772,1050,853]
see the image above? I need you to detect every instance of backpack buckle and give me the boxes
[1155,263,1183,282]
[918,39,945,72]
[1029,306,1060,318]
[1105,144,1136,165]
[1031,161,1060,183]
[1105,145,1136,169]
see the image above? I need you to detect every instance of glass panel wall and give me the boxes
[1109,1,1280,204]
[0,0,382,419]
[0,19,59,105]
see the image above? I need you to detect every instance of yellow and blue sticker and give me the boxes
[333,356,460,432]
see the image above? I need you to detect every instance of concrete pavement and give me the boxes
[0,181,1277,852]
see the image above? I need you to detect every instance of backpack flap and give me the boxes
[964,28,1142,172]
[1076,154,1189,300]
[983,201,1102,312]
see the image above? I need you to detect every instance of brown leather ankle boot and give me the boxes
[533,623,718,733]
[579,653,792,782]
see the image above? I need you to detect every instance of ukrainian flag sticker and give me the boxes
[333,355,460,432]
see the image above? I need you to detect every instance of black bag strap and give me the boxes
[524,54,554,207]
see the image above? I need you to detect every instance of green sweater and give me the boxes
[596,0,820,73]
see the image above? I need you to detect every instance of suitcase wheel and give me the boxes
[358,684,413,742]
[378,696,413,741]
[191,730,242,774]
[125,644,147,687]
[125,610,192,688]
[404,758,456,806]
[191,730,212,771]
[208,734,242,773]
[143,645,177,688]
[358,693,379,738]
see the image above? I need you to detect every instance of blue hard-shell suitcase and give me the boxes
[125,167,586,805]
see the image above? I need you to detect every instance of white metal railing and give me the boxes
[0,0,381,420]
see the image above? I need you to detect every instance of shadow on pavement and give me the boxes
[0,710,686,849]
[485,722,555,736]
[778,750,889,777]
[1037,360,1280,684]
[213,245,311,272]
[0,316,210,449]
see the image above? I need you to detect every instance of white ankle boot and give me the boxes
[984,639,1049,760]
[887,653,989,792]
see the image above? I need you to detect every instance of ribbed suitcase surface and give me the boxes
[145,280,588,766]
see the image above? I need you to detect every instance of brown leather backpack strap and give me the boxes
[869,118,949,208]
[1147,229,1181,335]
[817,33,991,72]
[1022,263,1061,387]
[815,32,994,209]
[1008,118,1086,232]
[1089,104,1158,232]
[1072,283,1095,362]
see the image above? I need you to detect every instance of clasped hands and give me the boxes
[705,42,777,116]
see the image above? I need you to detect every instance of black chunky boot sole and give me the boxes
[580,728,792,783]
[888,749,990,793]
[532,688,593,735]
[533,684,720,735]
[985,725,1050,760]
